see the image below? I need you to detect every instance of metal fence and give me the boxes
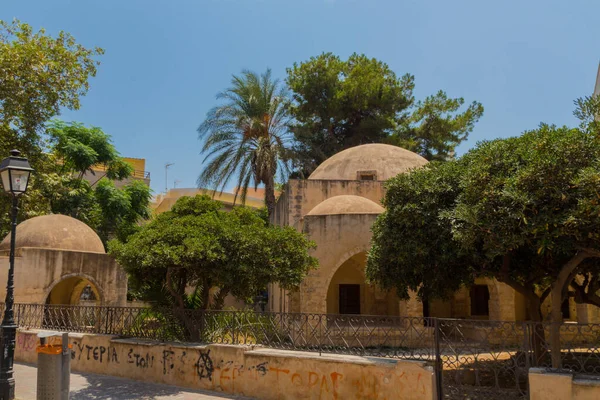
[436,318,600,399]
[5,303,434,359]
[5,303,600,399]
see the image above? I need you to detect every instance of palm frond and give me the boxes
[197,69,294,212]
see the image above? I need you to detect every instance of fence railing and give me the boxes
[5,303,600,399]
[4,303,434,359]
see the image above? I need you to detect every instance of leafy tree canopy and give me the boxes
[47,120,132,180]
[109,195,318,309]
[367,102,600,321]
[286,52,483,175]
[0,19,106,237]
[0,121,151,245]
[0,19,103,160]
[389,90,484,161]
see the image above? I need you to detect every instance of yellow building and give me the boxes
[152,187,270,214]
[83,157,150,188]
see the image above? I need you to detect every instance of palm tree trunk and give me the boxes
[265,174,276,219]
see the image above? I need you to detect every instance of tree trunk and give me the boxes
[549,251,592,368]
[498,255,547,364]
[524,296,546,366]
[264,173,276,219]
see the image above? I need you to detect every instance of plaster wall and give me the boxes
[296,213,380,314]
[0,247,126,306]
[15,329,436,400]
[271,179,386,228]
[325,252,398,316]
[529,368,600,400]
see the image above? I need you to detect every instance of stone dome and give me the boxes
[306,195,384,216]
[308,143,428,181]
[0,214,105,254]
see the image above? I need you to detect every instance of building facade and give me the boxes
[82,157,151,189]
[269,143,600,324]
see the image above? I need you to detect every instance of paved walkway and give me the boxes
[15,363,251,400]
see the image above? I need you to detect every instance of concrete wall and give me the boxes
[529,368,600,400]
[0,247,127,306]
[15,329,436,400]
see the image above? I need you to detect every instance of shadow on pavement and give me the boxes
[69,374,245,400]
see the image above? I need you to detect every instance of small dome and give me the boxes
[306,195,384,216]
[308,144,428,181]
[0,214,105,254]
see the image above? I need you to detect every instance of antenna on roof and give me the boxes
[174,179,182,189]
[165,162,174,193]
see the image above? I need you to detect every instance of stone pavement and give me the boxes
[14,363,252,400]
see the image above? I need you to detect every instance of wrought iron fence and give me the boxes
[435,319,600,399]
[4,303,434,359]
[5,303,600,399]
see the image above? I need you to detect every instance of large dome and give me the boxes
[0,214,105,254]
[306,195,384,216]
[308,144,428,181]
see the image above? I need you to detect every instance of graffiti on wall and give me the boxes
[18,333,430,400]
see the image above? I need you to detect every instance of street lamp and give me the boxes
[0,150,33,400]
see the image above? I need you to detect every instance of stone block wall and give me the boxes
[16,329,436,400]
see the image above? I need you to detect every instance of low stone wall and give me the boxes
[529,368,600,400]
[15,329,436,400]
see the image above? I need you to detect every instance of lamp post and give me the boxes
[0,150,33,400]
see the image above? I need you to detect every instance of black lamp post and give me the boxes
[0,150,33,400]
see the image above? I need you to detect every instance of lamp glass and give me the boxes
[11,170,29,194]
[0,169,9,194]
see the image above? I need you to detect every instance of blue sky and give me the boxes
[2,0,599,194]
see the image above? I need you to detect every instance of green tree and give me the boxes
[0,120,151,244]
[366,160,476,303]
[109,195,318,310]
[197,69,292,217]
[0,19,103,235]
[389,90,484,161]
[367,123,600,324]
[43,121,150,243]
[47,120,132,180]
[286,53,414,174]
[286,53,483,174]
[0,19,103,160]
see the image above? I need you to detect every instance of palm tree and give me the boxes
[197,69,292,218]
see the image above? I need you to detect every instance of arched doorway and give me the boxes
[43,276,103,330]
[45,276,102,306]
[326,252,399,316]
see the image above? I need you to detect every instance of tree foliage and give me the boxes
[286,52,483,175]
[0,19,105,237]
[47,120,132,180]
[0,121,151,244]
[0,19,103,159]
[109,195,318,310]
[286,53,414,174]
[43,121,150,243]
[389,90,484,161]
[197,69,292,217]
[367,106,600,322]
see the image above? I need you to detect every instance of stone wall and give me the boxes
[272,179,386,229]
[16,329,436,400]
[529,368,600,400]
[0,248,127,306]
